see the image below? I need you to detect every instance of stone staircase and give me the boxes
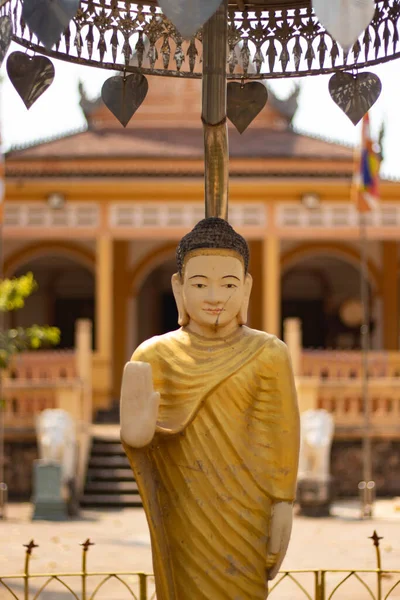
[81,430,142,508]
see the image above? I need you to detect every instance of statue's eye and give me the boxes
[193,283,206,289]
[225,283,237,289]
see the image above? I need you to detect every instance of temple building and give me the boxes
[4,75,400,502]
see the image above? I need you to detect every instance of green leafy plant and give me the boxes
[0,272,60,369]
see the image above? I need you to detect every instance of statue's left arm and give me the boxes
[264,339,300,580]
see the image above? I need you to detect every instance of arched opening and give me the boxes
[281,255,375,350]
[10,255,95,349]
[137,258,178,344]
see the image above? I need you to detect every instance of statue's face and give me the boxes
[182,253,246,334]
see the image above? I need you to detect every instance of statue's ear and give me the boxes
[238,273,253,325]
[171,273,190,326]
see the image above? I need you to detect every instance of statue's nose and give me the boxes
[205,286,220,304]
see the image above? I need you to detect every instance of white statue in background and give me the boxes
[36,409,77,484]
[298,409,334,481]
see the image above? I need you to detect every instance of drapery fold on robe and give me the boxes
[122,326,299,600]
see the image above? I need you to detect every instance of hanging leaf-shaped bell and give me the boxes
[328,71,382,125]
[312,0,375,52]
[0,16,12,68]
[7,51,55,109]
[22,0,80,49]
[227,82,268,134]
[101,74,149,127]
[158,0,222,39]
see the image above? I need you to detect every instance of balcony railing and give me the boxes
[4,348,400,436]
[3,351,80,430]
[298,350,400,437]
[6,350,77,381]
[301,350,400,379]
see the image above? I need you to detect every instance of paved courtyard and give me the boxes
[1,498,400,599]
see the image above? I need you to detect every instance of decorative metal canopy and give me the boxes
[2,0,400,79]
[0,0,392,215]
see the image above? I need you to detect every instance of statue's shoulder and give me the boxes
[242,327,290,362]
[131,328,183,362]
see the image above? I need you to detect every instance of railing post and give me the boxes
[138,573,147,600]
[81,539,94,600]
[370,531,383,600]
[314,571,319,600]
[377,569,382,600]
[23,540,38,600]
[319,570,326,600]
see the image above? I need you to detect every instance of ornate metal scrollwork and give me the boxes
[2,0,400,79]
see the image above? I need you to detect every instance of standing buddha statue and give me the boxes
[120,217,300,600]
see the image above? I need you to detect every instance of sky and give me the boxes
[1,40,400,180]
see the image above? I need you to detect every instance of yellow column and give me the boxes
[248,240,263,331]
[382,241,399,350]
[262,235,281,337]
[75,319,93,424]
[95,235,114,410]
[113,241,129,398]
[283,317,302,376]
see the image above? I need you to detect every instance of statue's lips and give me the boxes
[203,309,224,315]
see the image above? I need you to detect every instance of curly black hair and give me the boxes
[176,217,250,275]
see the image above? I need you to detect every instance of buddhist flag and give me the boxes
[353,112,381,213]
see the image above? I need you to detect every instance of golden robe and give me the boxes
[122,326,299,600]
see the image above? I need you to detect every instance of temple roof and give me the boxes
[7,126,353,161]
[6,76,354,176]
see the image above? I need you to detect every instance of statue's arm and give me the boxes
[120,361,160,448]
[264,339,300,580]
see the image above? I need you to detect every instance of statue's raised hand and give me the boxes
[120,361,160,448]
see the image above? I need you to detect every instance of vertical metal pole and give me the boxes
[81,544,88,600]
[0,274,5,520]
[319,571,326,600]
[0,113,5,520]
[359,213,374,518]
[202,0,229,220]
[314,571,320,600]
[138,573,147,600]
[375,538,382,600]
[24,545,32,600]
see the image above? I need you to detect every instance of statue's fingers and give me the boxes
[268,529,282,556]
[124,361,143,388]
[129,361,152,394]
[141,362,155,394]
[266,553,278,568]
[151,391,161,406]
[267,563,280,580]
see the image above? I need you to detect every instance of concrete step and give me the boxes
[82,430,142,509]
[87,468,133,481]
[88,455,130,468]
[81,494,143,508]
[91,443,125,455]
[85,481,138,493]
[90,425,120,442]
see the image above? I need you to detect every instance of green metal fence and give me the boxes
[1,531,399,599]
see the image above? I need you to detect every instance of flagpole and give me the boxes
[0,207,5,521]
[359,211,374,518]
[0,107,5,520]
[354,112,379,519]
